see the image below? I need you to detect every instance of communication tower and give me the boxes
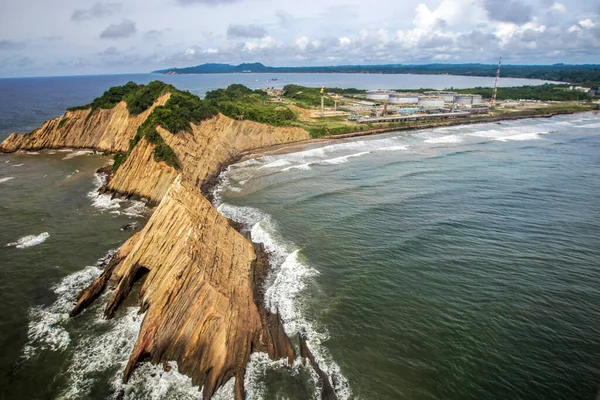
[492,56,502,104]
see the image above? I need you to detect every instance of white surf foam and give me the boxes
[258,158,292,169]
[63,150,93,160]
[378,145,409,152]
[320,151,371,165]
[424,134,463,144]
[88,172,148,215]
[7,232,50,249]
[576,122,600,129]
[11,163,24,167]
[0,176,15,183]
[244,352,319,400]
[23,250,114,359]
[282,163,312,172]
[494,132,544,142]
[217,203,352,399]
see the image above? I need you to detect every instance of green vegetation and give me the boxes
[204,84,296,125]
[283,84,335,108]
[111,82,301,171]
[67,81,172,115]
[154,62,600,88]
[454,84,590,101]
[125,81,172,115]
[57,118,68,129]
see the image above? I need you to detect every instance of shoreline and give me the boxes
[240,109,599,160]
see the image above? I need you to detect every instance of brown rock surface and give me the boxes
[0,98,323,398]
[0,93,170,153]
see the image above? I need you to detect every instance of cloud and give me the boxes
[483,0,533,24]
[97,46,120,56]
[0,40,24,50]
[227,24,268,39]
[99,20,137,39]
[71,2,121,21]
[175,0,243,5]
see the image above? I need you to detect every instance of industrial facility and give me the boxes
[364,90,482,107]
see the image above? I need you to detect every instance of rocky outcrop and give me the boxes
[0,93,170,153]
[101,176,295,399]
[0,98,321,399]
[106,113,310,204]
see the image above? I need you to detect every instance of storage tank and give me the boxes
[455,94,483,105]
[418,96,445,109]
[424,91,457,102]
[388,93,420,104]
[365,90,394,101]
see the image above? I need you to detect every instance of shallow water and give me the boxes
[217,112,600,399]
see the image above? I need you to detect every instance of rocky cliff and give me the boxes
[0,93,328,399]
[0,93,170,153]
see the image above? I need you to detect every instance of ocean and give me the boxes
[0,74,599,400]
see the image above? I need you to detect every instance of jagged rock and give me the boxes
[1,93,317,399]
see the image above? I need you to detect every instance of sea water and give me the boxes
[1,74,599,399]
[216,113,600,399]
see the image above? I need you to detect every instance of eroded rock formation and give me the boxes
[0,94,170,153]
[0,95,335,399]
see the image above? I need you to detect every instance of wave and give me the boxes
[87,172,149,218]
[424,134,463,144]
[12,163,24,167]
[320,151,371,165]
[258,158,292,169]
[63,150,94,160]
[217,203,352,399]
[493,132,546,142]
[575,122,600,129]
[0,176,15,183]
[7,232,50,249]
[282,163,312,172]
[23,250,114,359]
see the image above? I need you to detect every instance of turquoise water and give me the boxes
[217,113,600,399]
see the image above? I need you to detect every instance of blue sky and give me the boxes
[0,0,599,76]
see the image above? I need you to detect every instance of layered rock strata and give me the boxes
[0,97,335,399]
[0,94,170,153]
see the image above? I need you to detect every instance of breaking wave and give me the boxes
[0,176,15,183]
[88,172,149,217]
[425,134,463,144]
[23,250,114,358]
[217,203,352,399]
[7,232,50,249]
[63,150,94,160]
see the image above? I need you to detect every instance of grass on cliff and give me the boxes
[67,81,174,115]
[112,83,301,171]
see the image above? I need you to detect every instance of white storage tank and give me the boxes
[418,96,445,109]
[388,93,420,104]
[455,94,483,105]
[365,90,394,101]
[424,91,457,102]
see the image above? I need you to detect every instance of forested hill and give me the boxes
[153,63,600,87]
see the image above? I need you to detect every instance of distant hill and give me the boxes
[153,63,600,86]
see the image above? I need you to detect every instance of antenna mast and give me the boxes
[492,56,502,104]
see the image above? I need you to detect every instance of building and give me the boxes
[423,91,457,102]
[365,90,396,101]
[388,93,420,104]
[455,94,483,105]
[418,96,445,108]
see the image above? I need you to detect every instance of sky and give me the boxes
[0,0,599,77]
